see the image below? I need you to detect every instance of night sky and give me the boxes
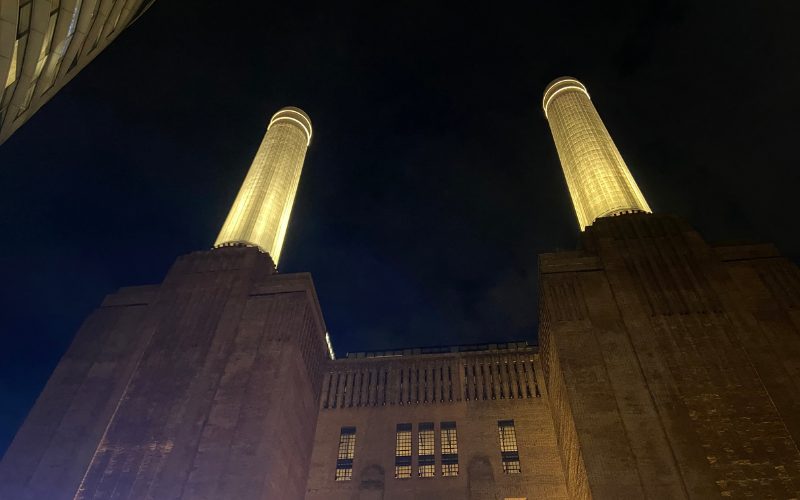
[1,1,799,453]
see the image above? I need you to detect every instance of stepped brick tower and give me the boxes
[543,77,651,229]
[539,77,800,498]
[0,107,330,500]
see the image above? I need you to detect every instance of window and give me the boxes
[335,426,356,481]
[418,422,435,477]
[394,423,412,478]
[441,421,459,476]
[498,420,521,474]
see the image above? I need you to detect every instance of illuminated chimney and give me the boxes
[215,107,312,264]
[543,77,651,230]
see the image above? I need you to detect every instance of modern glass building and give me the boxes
[0,0,155,144]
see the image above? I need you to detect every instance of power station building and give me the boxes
[1,79,799,499]
[0,0,155,144]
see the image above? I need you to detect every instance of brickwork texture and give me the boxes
[0,247,329,500]
[3,213,800,499]
[540,213,800,499]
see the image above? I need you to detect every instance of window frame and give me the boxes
[335,426,356,481]
[440,421,459,477]
[418,422,435,478]
[394,423,412,479]
[498,419,521,474]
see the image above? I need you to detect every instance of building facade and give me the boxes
[538,78,800,497]
[0,106,325,500]
[2,81,800,499]
[0,247,330,500]
[0,0,155,144]
[306,343,568,500]
[540,213,800,498]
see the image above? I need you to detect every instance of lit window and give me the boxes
[441,421,458,476]
[418,422,435,477]
[335,426,356,481]
[394,423,412,478]
[498,420,521,474]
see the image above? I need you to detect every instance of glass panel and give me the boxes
[498,420,521,474]
[335,426,356,481]
[441,422,458,477]
[394,423,412,479]
[418,423,434,477]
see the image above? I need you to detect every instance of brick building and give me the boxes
[538,213,800,498]
[306,343,568,499]
[2,82,800,499]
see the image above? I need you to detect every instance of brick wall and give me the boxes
[0,247,329,500]
[539,213,800,498]
[306,346,568,500]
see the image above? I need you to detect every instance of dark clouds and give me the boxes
[1,0,798,452]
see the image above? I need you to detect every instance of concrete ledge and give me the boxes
[539,252,603,274]
[101,285,160,307]
[713,243,780,261]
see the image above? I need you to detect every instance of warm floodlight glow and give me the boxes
[542,78,589,118]
[543,77,651,230]
[214,107,312,264]
[325,332,336,360]
[268,108,312,145]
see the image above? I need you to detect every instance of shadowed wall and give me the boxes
[0,247,329,500]
[539,213,800,499]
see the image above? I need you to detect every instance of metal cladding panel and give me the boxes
[0,0,152,143]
